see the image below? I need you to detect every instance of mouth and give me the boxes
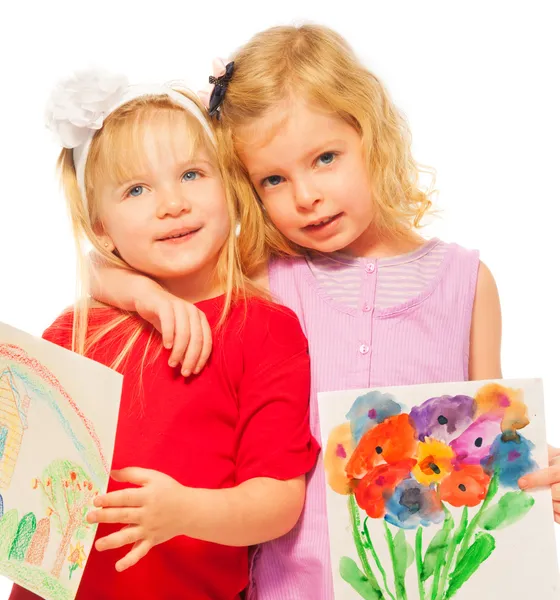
[156,227,202,242]
[303,213,343,231]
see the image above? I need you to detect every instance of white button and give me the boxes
[366,262,376,273]
[363,303,372,312]
[359,344,370,355]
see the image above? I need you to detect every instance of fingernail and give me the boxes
[169,361,177,368]
[519,478,528,489]
[164,342,171,350]
[182,370,191,378]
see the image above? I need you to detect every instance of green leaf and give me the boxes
[444,532,496,598]
[422,522,451,581]
[478,492,535,530]
[394,529,415,578]
[340,556,384,600]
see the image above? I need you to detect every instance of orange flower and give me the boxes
[70,471,77,482]
[46,478,52,487]
[474,383,529,432]
[31,478,38,489]
[412,439,455,486]
[325,423,356,494]
[440,464,490,507]
[46,507,54,517]
[354,460,416,518]
[346,414,417,479]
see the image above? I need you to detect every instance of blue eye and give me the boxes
[128,185,144,197]
[262,175,284,188]
[182,171,200,182]
[317,152,336,166]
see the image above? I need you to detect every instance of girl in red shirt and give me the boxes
[10,71,318,600]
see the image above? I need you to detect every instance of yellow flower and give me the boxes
[324,423,355,494]
[412,438,455,485]
[68,541,86,569]
[474,383,529,432]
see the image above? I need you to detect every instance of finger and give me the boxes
[181,306,203,377]
[555,511,560,525]
[519,465,560,490]
[96,525,143,552]
[552,485,560,502]
[193,312,213,375]
[115,540,152,572]
[549,445,560,463]
[157,301,175,350]
[93,487,144,508]
[111,467,154,486]
[88,507,141,525]
[168,301,190,368]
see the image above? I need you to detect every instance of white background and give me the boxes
[1,0,558,596]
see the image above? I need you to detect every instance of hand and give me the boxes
[519,444,560,523]
[133,282,212,377]
[87,468,188,571]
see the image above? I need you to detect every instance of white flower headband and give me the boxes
[45,68,215,222]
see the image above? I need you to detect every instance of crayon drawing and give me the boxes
[0,322,122,600]
[319,379,559,600]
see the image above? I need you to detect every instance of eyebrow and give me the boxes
[250,138,347,180]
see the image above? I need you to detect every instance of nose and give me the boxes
[293,177,323,211]
[156,185,191,219]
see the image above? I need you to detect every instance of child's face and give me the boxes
[97,112,229,289]
[238,98,375,255]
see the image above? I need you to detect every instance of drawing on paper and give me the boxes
[0,322,122,600]
[320,379,559,600]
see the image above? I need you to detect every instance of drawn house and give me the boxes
[0,368,29,489]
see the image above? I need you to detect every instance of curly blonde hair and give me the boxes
[217,24,434,272]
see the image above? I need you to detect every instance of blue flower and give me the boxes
[482,432,538,488]
[345,391,401,444]
[384,478,444,530]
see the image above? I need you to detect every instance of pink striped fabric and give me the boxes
[250,239,480,600]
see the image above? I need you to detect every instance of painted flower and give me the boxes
[482,432,538,488]
[409,395,475,443]
[346,414,417,479]
[450,414,502,465]
[474,383,529,432]
[324,423,356,494]
[412,438,455,486]
[68,541,87,579]
[345,391,402,443]
[440,464,491,507]
[384,478,445,529]
[354,460,416,518]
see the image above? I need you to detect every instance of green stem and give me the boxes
[364,517,397,600]
[415,527,426,600]
[456,473,499,563]
[349,496,385,598]
[384,521,407,600]
[429,509,454,600]
[437,507,468,600]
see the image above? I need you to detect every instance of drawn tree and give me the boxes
[9,512,37,561]
[25,517,51,567]
[0,509,19,560]
[33,459,97,579]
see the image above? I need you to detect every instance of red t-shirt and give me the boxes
[10,295,319,600]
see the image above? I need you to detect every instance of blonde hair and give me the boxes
[218,24,435,268]
[59,92,254,370]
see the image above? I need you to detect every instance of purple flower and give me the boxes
[450,414,503,465]
[345,391,401,443]
[384,478,445,529]
[482,432,538,488]
[409,395,475,443]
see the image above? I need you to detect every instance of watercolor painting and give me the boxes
[0,322,122,600]
[319,379,559,600]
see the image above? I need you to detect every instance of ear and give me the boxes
[97,232,116,253]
